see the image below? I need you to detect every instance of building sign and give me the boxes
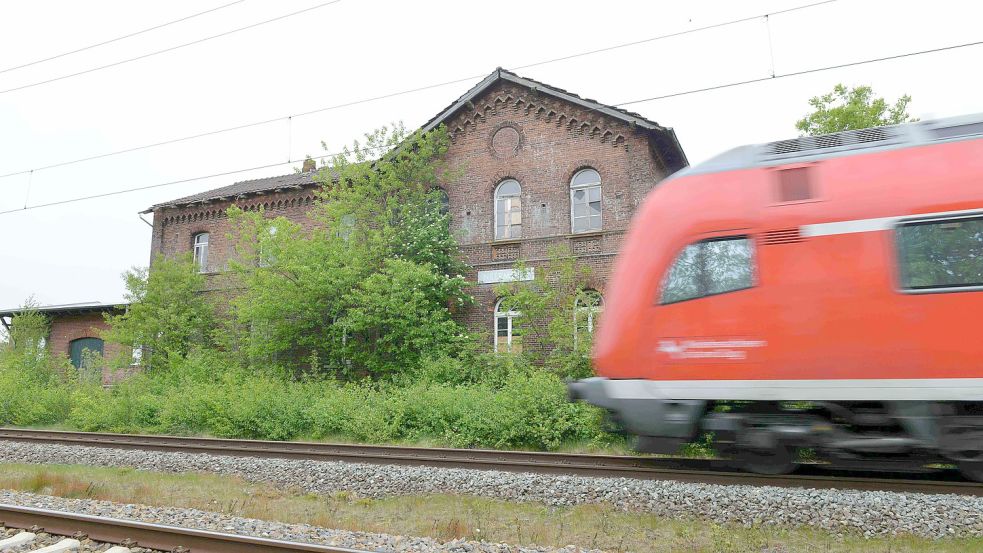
[477,268,535,284]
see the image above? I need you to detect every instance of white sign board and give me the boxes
[477,268,535,284]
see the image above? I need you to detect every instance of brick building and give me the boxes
[11,68,687,366]
[0,302,135,385]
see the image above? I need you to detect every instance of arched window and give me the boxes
[495,179,522,240]
[574,290,604,344]
[494,298,522,353]
[431,187,450,216]
[193,232,209,273]
[69,337,103,370]
[570,168,602,233]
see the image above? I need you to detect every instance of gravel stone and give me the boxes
[1,441,981,539]
[1,524,161,552]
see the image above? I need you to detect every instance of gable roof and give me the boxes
[144,68,688,213]
[422,67,687,174]
[142,170,322,213]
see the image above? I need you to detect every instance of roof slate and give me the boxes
[145,67,687,212]
[145,170,321,212]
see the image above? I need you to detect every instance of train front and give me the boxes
[566,174,706,453]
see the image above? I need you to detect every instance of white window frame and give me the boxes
[494,299,521,353]
[193,232,209,273]
[494,179,522,240]
[574,291,604,342]
[130,345,143,366]
[570,168,602,234]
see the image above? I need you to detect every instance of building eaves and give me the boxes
[0,302,128,318]
[141,170,328,213]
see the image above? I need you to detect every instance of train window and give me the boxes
[661,237,754,304]
[897,215,983,291]
[662,244,702,303]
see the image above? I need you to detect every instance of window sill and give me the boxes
[570,230,604,238]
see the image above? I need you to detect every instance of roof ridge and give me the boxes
[144,67,687,212]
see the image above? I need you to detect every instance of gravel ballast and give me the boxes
[1,523,163,552]
[0,490,592,553]
[0,441,981,539]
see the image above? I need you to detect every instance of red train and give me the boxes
[569,115,983,479]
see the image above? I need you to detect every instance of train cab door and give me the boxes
[649,228,766,396]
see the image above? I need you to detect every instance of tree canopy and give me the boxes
[224,125,470,379]
[103,254,215,371]
[795,84,916,136]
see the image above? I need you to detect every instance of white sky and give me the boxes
[1,0,981,310]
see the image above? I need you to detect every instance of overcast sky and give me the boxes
[1,0,981,310]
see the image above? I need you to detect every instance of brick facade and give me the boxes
[150,186,321,283]
[435,80,672,346]
[138,69,686,355]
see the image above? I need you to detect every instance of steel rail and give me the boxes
[0,503,368,553]
[1,428,981,496]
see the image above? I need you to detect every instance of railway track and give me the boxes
[0,503,367,552]
[1,427,981,496]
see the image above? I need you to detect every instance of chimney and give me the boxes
[302,158,316,172]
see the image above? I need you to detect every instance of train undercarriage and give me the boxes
[568,377,983,481]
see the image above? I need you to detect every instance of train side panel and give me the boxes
[593,138,983,401]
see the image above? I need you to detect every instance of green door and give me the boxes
[69,337,104,369]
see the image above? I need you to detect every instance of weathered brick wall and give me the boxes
[47,313,132,385]
[150,186,321,275]
[146,81,672,354]
[437,82,669,346]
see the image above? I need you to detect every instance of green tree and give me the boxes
[0,300,57,379]
[795,84,916,136]
[103,254,215,371]
[496,245,599,378]
[226,125,470,378]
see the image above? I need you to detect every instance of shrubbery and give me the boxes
[0,125,617,451]
[0,347,611,450]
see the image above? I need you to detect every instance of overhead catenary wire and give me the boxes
[0,0,247,75]
[2,36,980,218]
[0,0,835,181]
[617,38,983,106]
[0,145,385,216]
[0,0,342,95]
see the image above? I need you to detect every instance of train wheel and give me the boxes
[958,460,983,482]
[738,445,796,475]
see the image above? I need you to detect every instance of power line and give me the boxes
[0,0,247,75]
[0,149,355,217]
[0,0,342,95]
[617,38,983,106]
[510,0,835,72]
[0,0,834,181]
[2,36,979,219]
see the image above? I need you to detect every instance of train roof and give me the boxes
[679,113,983,178]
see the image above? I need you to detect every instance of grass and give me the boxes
[0,463,978,552]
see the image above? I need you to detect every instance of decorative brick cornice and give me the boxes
[447,85,629,150]
[158,193,317,227]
